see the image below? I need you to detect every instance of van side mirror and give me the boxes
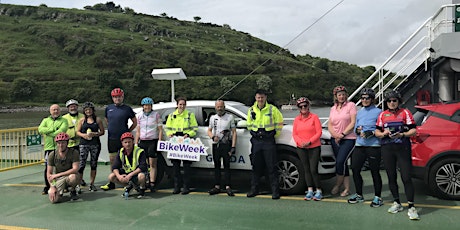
[236,120,247,128]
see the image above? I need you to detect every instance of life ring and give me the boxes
[416,90,430,105]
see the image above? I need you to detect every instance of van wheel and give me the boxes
[428,157,460,200]
[277,154,306,195]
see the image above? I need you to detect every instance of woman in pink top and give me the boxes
[292,97,323,201]
[327,86,357,197]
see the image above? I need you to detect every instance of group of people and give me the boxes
[37,86,420,220]
[317,85,418,220]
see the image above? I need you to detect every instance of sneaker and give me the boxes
[313,191,323,201]
[407,207,420,220]
[226,188,235,197]
[80,179,87,186]
[370,196,383,207]
[42,187,49,195]
[75,185,82,194]
[137,188,145,199]
[208,187,220,195]
[388,201,404,213]
[101,182,115,191]
[304,191,314,201]
[70,191,79,201]
[347,193,364,204]
[89,184,97,192]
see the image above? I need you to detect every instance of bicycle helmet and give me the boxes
[55,132,70,142]
[120,132,134,141]
[141,97,154,105]
[360,88,376,99]
[111,88,124,97]
[82,101,95,110]
[333,86,347,95]
[65,99,79,107]
[384,90,402,102]
[296,97,311,107]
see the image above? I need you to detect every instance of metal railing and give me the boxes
[0,127,43,172]
[349,4,457,108]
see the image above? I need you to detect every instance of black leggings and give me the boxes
[351,146,382,196]
[297,146,321,189]
[381,144,414,203]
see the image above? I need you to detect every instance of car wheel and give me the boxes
[428,157,460,200]
[277,154,306,195]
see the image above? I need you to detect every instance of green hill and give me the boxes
[0,3,375,106]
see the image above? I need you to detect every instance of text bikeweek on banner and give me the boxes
[157,136,208,162]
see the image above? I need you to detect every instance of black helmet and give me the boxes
[82,101,95,110]
[360,88,375,99]
[384,90,402,102]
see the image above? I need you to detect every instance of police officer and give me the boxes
[165,97,198,195]
[246,89,284,199]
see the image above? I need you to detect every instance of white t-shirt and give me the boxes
[208,113,235,142]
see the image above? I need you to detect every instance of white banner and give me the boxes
[157,137,208,162]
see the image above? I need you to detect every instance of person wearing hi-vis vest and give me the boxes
[62,99,85,193]
[165,97,198,195]
[108,132,148,199]
[246,89,284,200]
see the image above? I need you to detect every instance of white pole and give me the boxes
[171,80,175,102]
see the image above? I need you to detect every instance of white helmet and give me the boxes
[66,99,79,107]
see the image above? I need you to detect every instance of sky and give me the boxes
[1,0,455,67]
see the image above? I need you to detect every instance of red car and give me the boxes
[411,101,460,200]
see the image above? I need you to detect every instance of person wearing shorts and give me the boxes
[101,88,137,191]
[135,97,163,192]
[109,132,148,199]
[46,132,80,203]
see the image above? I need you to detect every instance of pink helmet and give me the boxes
[333,85,347,95]
[296,97,311,107]
[55,132,70,142]
[120,132,134,141]
[111,88,124,97]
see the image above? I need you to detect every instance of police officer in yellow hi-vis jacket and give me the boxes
[246,89,284,199]
[165,97,198,195]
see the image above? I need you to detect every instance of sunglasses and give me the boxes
[361,97,371,100]
[298,105,309,109]
[387,99,398,103]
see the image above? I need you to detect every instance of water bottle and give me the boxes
[86,128,92,140]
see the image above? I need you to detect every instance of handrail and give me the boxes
[322,4,456,126]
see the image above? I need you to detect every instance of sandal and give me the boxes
[340,190,350,197]
[331,185,339,195]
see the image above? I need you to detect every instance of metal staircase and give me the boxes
[349,4,458,110]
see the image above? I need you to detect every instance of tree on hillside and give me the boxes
[256,75,272,92]
[193,16,201,23]
[11,78,36,102]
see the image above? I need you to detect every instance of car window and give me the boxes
[451,110,460,123]
[202,106,243,127]
[413,109,429,126]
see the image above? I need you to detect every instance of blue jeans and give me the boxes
[331,138,355,176]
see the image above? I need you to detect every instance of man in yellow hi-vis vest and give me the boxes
[246,89,284,199]
[165,97,198,195]
[108,132,148,199]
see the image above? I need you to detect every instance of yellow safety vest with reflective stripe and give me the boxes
[63,113,84,147]
[165,109,198,137]
[119,146,143,173]
[247,102,284,137]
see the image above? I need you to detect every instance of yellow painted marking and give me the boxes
[0,225,47,230]
[5,184,460,210]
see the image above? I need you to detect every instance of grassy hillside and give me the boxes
[0,3,375,106]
